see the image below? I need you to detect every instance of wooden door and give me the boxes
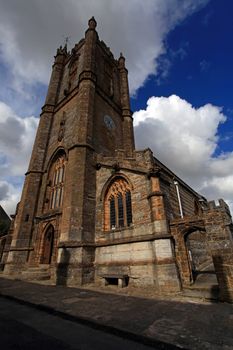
[41,226,54,264]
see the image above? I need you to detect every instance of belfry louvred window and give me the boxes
[49,154,66,209]
[104,178,133,231]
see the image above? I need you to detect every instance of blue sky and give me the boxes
[132,0,233,117]
[0,0,233,215]
[132,0,233,155]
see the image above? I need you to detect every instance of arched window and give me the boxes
[46,153,66,211]
[50,157,65,209]
[104,178,133,231]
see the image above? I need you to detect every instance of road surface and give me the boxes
[0,297,157,350]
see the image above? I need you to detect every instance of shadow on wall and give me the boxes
[212,255,233,303]
[56,247,71,286]
[0,238,6,271]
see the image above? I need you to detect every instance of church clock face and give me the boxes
[104,115,115,130]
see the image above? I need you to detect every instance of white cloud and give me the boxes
[0,102,38,175]
[134,95,233,212]
[0,181,21,218]
[0,0,208,95]
[0,102,38,215]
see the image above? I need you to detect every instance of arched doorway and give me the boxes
[172,222,216,286]
[41,225,54,264]
[185,230,216,285]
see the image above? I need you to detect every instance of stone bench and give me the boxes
[100,274,129,288]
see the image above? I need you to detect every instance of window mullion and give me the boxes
[122,192,127,227]
[59,186,63,207]
[110,197,116,229]
[52,188,56,209]
[126,191,132,226]
[115,196,119,228]
[118,193,124,228]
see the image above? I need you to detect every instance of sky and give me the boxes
[0,0,233,216]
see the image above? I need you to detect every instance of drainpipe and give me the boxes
[174,180,184,219]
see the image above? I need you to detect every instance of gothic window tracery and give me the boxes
[44,153,66,212]
[104,178,133,231]
[50,156,65,209]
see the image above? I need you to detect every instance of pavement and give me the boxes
[0,277,233,350]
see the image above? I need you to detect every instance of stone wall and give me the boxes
[154,159,203,221]
[204,200,233,302]
[95,238,180,291]
[94,151,180,291]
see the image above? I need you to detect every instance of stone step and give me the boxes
[20,272,51,281]
[182,285,219,300]
[23,266,50,272]
[20,265,51,281]
[20,273,51,281]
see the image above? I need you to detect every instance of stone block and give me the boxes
[153,239,173,260]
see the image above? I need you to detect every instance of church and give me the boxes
[1,18,233,302]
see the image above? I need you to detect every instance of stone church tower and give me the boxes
[5,17,135,285]
[3,18,233,301]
